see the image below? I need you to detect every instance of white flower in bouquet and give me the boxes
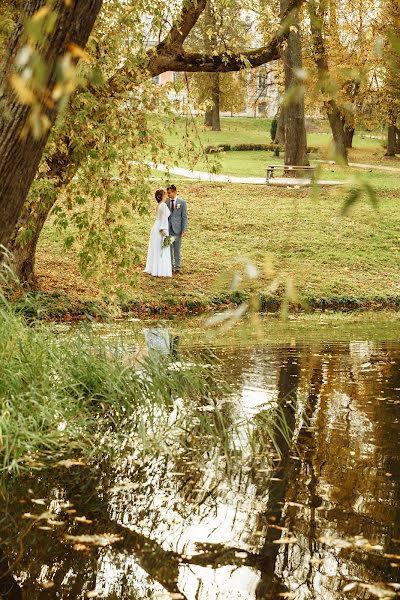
[163,235,176,248]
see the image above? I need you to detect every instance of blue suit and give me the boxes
[166,196,187,272]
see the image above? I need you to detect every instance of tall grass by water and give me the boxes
[0,292,287,474]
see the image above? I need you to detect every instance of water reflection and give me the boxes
[1,327,399,599]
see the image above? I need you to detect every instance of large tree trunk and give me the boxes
[281,3,309,170]
[8,138,79,287]
[0,0,102,256]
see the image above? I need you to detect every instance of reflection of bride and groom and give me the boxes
[144,326,180,360]
[145,184,188,278]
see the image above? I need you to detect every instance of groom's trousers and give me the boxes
[170,234,182,272]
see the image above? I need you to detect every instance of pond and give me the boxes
[1,315,400,600]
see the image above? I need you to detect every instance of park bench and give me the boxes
[266,164,315,183]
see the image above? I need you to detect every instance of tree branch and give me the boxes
[159,0,207,50]
[148,39,282,75]
[146,0,304,75]
[108,0,303,90]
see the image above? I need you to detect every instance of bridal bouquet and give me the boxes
[162,235,175,248]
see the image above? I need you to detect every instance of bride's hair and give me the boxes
[155,188,165,203]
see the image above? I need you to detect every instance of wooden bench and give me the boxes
[266,164,315,183]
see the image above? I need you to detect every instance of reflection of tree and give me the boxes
[0,545,22,600]
[1,341,399,599]
[274,342,400,599]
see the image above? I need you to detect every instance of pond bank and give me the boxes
[9,288,400,322]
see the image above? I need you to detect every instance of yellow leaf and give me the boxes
[32,6,51,21]
[52,83,64,100]
[10,74,36,105]
[64,0,74,6]
[67,43,92,62]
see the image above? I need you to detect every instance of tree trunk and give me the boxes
[395,128,400,153]
[8,140,79,288]
[386,110,398,156]
[309,0,348,164]
[8,199,52,288]
[274,107,286,146]
[344,124,355,148]
[326,103,348,162]
[280,3,309,170]
[387,125,397,156]
[211,73,221,131]
[0,545,22,600]
[204,109,213,127]
[203,0,220,130]
[0,0,102,255]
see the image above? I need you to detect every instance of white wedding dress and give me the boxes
[144,202,172,277]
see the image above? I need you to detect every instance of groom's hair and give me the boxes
[167,185,176,192]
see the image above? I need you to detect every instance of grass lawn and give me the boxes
[152,116,400,183]
[33,180,400,318]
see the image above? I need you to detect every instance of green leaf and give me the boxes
[341,187,361,216]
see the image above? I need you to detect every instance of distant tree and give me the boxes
[383,0,400,156]
[281,0,309,168]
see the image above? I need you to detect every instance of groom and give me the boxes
[166,185,188,274]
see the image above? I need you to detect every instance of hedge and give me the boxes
[205,143,319,153]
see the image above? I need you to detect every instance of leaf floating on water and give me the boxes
[74,516,93,524]
[73,543,88,552]
[273,536,297,545]
[152,593,184,599]
[65,533,122,547]
[42,582,55,589]
[343,582,357,592]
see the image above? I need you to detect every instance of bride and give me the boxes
[144,188,172,277]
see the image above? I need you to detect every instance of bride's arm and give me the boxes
[159,203,169,236]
